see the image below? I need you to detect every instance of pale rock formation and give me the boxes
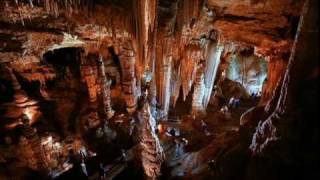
[203,42,224,108]
[191,62,206,116]
[98,55,114,120]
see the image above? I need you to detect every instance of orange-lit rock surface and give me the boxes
[0,0,318,180]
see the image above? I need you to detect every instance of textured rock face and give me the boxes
[0,0,301,119]
[250,0,317,155]
[138,101,164,179]
[191,62,206,116]
[119,41,138,114]
[98,55,114,120]
[226,54,267,95]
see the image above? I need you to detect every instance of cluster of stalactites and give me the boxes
[11,0,93,17]
[132,0,157,79]
[180,43,203,102]
[176,0,202,34]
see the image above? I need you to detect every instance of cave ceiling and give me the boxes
[0,0,302,65]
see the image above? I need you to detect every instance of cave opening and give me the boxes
[40,47,87,136]
[43,47,82,81]
[0,72,14,103]
[226,51,268,96]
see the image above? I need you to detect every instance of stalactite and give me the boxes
[28,0,34,8]
[154,0,179,119]
[155,34,174,119]
[98,55,114,120]
[259,57,287,105]
[131,0,158,116]
[170,62,181,107]
[180,44,202,101]
[161,55,172,117]
[191,61,206,116]
[202,41,224,108]
[176,0,201,33]
[119,41,138,114]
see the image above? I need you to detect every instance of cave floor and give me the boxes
[158,98,259,178]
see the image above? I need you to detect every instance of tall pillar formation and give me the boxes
[119,41,138,114]
[191,62,206,116]
[98,55,114,120]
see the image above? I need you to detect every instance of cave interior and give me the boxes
[0,0,319,180]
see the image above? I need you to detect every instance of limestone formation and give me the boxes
[98,55,114,120]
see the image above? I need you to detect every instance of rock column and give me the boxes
[138,96,164,179]
[119,41,138,114]
[191,62,206,116]
[98,55,114,120]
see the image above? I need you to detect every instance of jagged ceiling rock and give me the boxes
[208,0,303,48]
[0,0,305,118]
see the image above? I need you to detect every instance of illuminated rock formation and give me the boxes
[202,42,224,108]
[191,62,205,116]
[0,0,316,179]
[81,64,98,104]
[138,93,164,179]
[119,41,138,114]
[98,55,114,120]
[250,0,314,155]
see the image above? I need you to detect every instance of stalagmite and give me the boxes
[138,92,164,179]
[98,55,114,120]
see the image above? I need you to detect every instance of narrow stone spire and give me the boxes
[98,54,114,120]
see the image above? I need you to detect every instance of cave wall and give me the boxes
[0,0,304,127]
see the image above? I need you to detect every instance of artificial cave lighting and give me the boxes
[0,0,318,180]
